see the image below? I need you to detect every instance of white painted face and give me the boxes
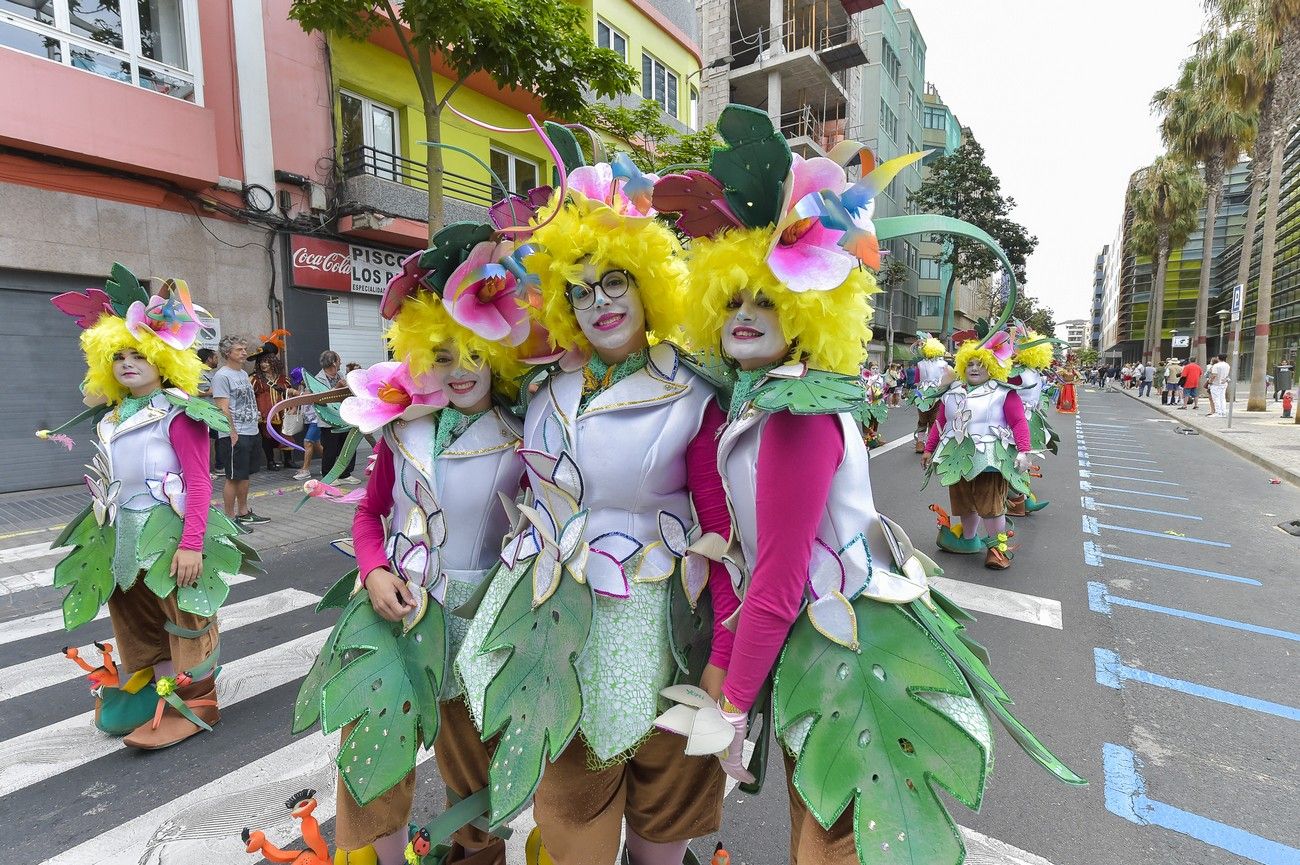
[722,290,788,370]
[112,348,162,395]
[965,358,992,386]
[430,343,493,412]
[569,261,647,357]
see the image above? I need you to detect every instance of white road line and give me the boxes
[0,574,256,647]
[0,542,68,564]
[0,588,319,703]
[873,435,920,456]
[42,732,439,865]
[0,627,328,798]
[960,826,1058,865]
[0,567,54,594]
[930,577,1063,630]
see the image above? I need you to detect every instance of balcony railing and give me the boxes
[731,16,866,73]
[340,145,500,208]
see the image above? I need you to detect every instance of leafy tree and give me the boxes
[912,137,1038,336]
[1013,293,1057,338]
[874,256,908,364]
[1153,41,1257,366]
[1128,157,1204,364]
[578,100,721,171]
[1076,348,1100,368]
[289,0,637,238]
[1201,0,1299,410]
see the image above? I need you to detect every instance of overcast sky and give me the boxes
[901,0,1206,322]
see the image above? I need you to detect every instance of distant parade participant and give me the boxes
[859,361,888,448]
[40,265,256,748]
[910,331,954,453]
[1056,364,1080,413]
[1007,325,1058,516]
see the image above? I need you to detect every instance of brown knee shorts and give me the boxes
[948,472,1009,519]
[784,751,856,865]
[533,731,724,865]
[106,578,218,676]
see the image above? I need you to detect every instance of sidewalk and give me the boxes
[1114,385,1300,487]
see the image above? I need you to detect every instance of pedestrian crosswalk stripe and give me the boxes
[0,627,329,798]
[0,588,319,703]
[0,567,54,595]
[0,574,256,647]
[930,577,1063,629]
[41,731,439,865]
[0,542,68,565]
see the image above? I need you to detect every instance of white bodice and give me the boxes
[939,382,1012,443]
[917,357,953,389]
[97,393,184,513]
[1017,368,1044,409]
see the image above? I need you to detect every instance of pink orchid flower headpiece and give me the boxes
[985,330,1015,366]
[339,361,448,435]
[124,280,205,350]
[444,239,531,346]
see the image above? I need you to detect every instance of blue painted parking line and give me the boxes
[1079,453,1159,463]
[1087,462,1165,473]
[1103,743,1299,865]
[1081,496,1202,520]
[1095,648,1300,721]
[1081,516,1228,547]
[1080,480,1189,501]
[1088,582,1300,643]
[1079,470,1180,486]
[1081,422,1131,429]
[1082,541,1260,585]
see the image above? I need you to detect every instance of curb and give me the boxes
[1114,387,1300,489]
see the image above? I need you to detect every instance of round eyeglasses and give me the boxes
[566,270,632,311]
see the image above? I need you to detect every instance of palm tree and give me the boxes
[1203,0,1300,409]
[1152,43,1257,367]
[1129,159,1205,365]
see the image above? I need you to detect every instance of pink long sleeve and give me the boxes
[686,400,739,669]
[1004,390,1032,452]
[722,412,843,713]
[168,414,212,552]
[924,402,947,453]
[353,438,396,582]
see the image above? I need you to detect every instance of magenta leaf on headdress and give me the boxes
[51,288,113,329]
[651,171,741,238]
[380,251,430,321]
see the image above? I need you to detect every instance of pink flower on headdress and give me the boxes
[339,361,448,435]
[986,330,1015,366]
[381,251,429,321]
[444,240,531,345]
[124,294,201,349]
[767,156,856,293]
[568,160,659,217]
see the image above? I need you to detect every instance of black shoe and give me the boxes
[240,512,271,525]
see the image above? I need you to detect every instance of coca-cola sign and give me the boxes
[290,235,351,292]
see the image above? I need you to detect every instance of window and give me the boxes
[919,257,942,280]
[596,18,627,61]
[689,86,699,131]
[903,241,918,272]
[0,0,200,102]
[906,135,918,155]
[881,40,900,84]
[923,106,947,130]
[341,91,401,181]
[490,147,540,200]
[919,294,942,317]
[642,52,679,117]
[879,98,897,142]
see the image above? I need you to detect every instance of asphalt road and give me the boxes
[0,386,1296,865]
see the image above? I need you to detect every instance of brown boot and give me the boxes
[123,676,219,749]
[447,841,507,865]
[1006,495,1028,517]
[984,546,1012,570]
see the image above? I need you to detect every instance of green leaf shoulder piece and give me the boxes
[164,390,231,435]
[480,562,593,827]
[774,597,987,865]
[319,593,448,806]
[678,349,737,406]
[752,369,866,416]
[53,508,117,631]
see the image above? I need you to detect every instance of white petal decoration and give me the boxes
[769,360,808,379]
[518,449,558,485]
[684,705,735,757]
[552,451,584,502]
[634,542,676,584]
[540,414,569,454]
[400,586,428,635]
[414,482,439,516]
[660,684,716,709]
[567,544,589,582]
[93,499,108,527]
[723,557,745,592]
[403,505,428,541]
[902,555,930,586]
[807,539,845,599]
[497,491,522,529]
[398,542,431,584]
[427,557,448,606]
[865,566,928,604]
[531,547,562,607]
[584,549,630,598]
[388,532,412,568]
[558,510,588,561]
[653,703,697,737]
[589,531,643,564]
[682,553,711,607]
[517,503,558,543]
[807,592,859,650]
[426,508,448,548]
[838,534,872,600]
[657,510,690,556]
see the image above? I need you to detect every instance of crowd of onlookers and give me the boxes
[1083,357,1295,417]
[195,336,361,530]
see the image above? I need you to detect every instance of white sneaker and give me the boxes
[293,470,312,481]
[336,476,361,486]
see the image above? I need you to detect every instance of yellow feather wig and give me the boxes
[80,314,203,404]
[1014,331,1055,371]
[953,339,1010,383]
[679,227,876,376]
[386,293,525,396]
[524,192,688,354]
[919,337,947,359]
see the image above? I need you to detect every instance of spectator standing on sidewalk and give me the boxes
[1207,355,1231,417]
[317,350,359,485]
[211,337,269,526]
[1179,357,1202,410]
[1139,361,1155,397]
[197,348,223,477]
[1163,358,1182,405]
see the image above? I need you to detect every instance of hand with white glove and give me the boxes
[1014,452,1032,474]
[654,684,755,784]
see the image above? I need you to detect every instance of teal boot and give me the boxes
[936,526,984,555]
[1025,493,1050,512]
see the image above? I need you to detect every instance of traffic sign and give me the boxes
[1231,283,1243,322]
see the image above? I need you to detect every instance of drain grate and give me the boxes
[1279,520,1300,537]
[1174,427,1200,435]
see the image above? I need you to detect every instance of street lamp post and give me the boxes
[1217,310,1230,360]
